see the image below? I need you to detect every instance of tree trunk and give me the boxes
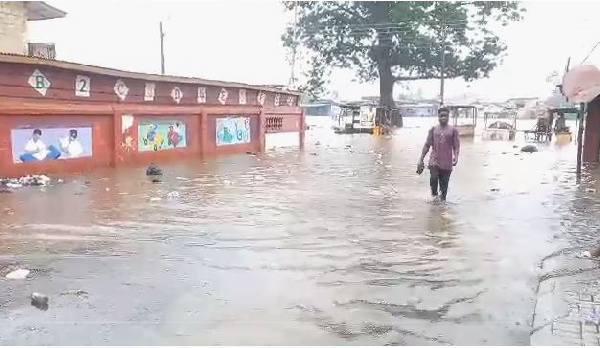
[378,64,395,109]
[378,63,402,128]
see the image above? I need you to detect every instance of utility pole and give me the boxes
[288,2,299,88]
[439,22,447,106]
[159,21,165,75]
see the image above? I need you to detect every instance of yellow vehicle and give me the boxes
[550,107,577,144]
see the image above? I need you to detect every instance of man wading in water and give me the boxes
[417,107,460,202]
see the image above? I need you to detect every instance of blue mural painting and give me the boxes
[216,116,251,146]
[11,127,93,163]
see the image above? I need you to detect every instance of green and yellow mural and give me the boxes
[138,120,187,152]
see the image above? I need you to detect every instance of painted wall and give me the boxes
[0,115,114,177]
[0,60,303,176]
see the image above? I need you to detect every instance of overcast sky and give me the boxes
[28,0,600,102]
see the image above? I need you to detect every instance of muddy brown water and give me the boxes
[0,117,598,345]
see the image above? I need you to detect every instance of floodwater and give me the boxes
[0,117,599,345]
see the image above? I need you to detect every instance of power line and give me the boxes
[581,41,600,65]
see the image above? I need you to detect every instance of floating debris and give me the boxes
[61,289,88,296]
[146,163,163,176]
[167,191,181,199]
[521,145,538,153]
[0,175,51,188]
[30,292,49,311]
[5,269,30,280]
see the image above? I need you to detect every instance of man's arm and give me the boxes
[419,128,434,164]
[453,128,460,165]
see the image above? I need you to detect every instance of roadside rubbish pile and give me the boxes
[0,175,52,189]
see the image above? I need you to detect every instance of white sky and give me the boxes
[27,0,600,102]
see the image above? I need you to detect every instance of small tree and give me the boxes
[283,1,524,109]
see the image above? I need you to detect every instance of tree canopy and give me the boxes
[282,1,525,108]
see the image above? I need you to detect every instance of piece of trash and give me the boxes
[580,250,592,259]
[30,292,48,311]
[57,178,64,183]
[586,188,597,193]
[490,188,500,192]
[5,269,30,280]
[315,141,321,146]
[344,144,352,149]
[245,152,258,156]
[146,163,163,176]
[167,191,181,199]
[150,197,162,202]
[61,289,88,296]
[309,152,318,156]
[521,145,538,153]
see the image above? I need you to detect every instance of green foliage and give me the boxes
[283,1,524,102]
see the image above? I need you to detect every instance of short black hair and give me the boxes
[438,107,450,114]
[69,129,78,138]
[33,129,42,136]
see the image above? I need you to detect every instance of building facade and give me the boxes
[0,2,65,55]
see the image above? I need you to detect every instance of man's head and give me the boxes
[69,129,78,140]
[32,129,42,141]
[438,107,450,126]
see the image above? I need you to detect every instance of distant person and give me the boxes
[59,129,84,158]
[417,107,460,202]
[19,129,60,162]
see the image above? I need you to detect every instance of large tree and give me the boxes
[283,1,524,108]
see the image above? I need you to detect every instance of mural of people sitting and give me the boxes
[19,129,61,162]
[12,127,93,163]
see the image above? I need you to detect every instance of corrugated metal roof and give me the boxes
[0,53,302,96]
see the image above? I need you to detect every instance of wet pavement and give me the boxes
[0,117,597,345]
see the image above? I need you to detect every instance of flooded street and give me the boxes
[1,117,598,345]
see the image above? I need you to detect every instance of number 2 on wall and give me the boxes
[75,75,91,97]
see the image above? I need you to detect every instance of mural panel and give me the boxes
[216,116,251,146]
[138,120,187,152]
[11,127,93,163]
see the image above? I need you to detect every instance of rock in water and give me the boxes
[521,145,538,153]
[30,292,49,311]
[146,164,163,176]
